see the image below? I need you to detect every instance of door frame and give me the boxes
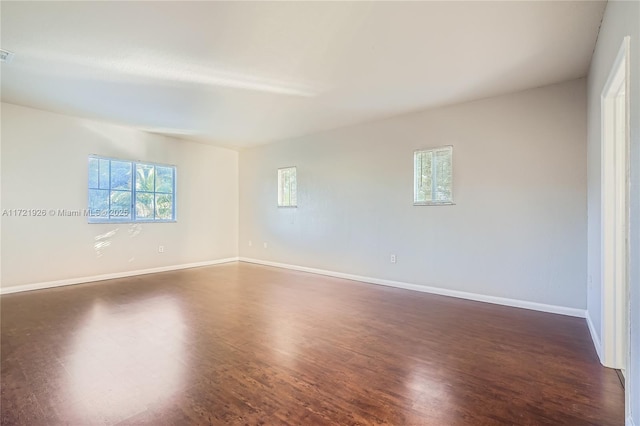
[600,36,630,374]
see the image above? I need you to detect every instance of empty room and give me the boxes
[1,1,638,425]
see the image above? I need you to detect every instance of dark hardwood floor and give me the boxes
[1,262,624,425]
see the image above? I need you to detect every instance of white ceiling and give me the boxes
[1,1,606,148]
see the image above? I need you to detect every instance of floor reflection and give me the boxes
[64,296,186,421]
[406,363,455,424]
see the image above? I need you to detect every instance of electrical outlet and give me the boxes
[158,245,164,253]
[390,254,397,263]
[248,240,252,247]
[263,242,268,249]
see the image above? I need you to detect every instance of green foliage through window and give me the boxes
[414,146,453,205]
[278,167,297,207]
[88,156,176,222]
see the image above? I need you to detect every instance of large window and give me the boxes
[414,146,453,205]
[277,167,297,207]
[88,156,176,223]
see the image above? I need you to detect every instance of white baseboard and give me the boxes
[586,310,603,363]
[239,257,586,318]
[1,256,588,320]
[0,257,239,295]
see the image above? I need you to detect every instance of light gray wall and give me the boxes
[1,103,239,288]
[240,79,587,310]
[586,0,640,423]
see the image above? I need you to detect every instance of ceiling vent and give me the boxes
[1,49,15,63]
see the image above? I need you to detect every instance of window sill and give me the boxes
[413,202,456,206]
[88,220,178,224]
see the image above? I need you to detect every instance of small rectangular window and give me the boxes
[414,146,453,205]
[278,167,297,207]
[88,156,176,222]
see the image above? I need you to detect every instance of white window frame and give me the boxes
[277,166,297,208]
[413,145,454,206]
[88,155,177,223]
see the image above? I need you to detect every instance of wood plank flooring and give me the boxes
[1,262,624,425]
